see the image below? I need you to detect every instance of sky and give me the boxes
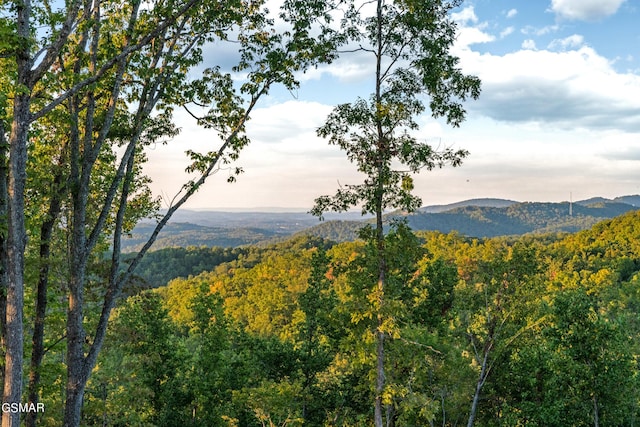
[144,0,640,211]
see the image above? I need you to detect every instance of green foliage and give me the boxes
[400,201,638,238]
[3,0,348,422]
[546,289,635,425]
[77,210,640,426]
[122,222,280,252]
[126,245,249,288]
[311,0,478,220]
[84,292,191,425]
[309,2,479,423]
[298,219,364,243]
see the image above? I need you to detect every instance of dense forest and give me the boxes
[68,211,640,426]
[2,0,637,424]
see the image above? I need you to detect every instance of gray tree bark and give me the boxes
[4,28,31,426]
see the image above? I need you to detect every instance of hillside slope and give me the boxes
[123,196,640,248]
[301,199,640,240]
[398,201,636,238]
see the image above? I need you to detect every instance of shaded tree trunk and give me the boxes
[373,0,389,424]
[0,118,9,393]
[4,84,30,427]
[374,296,385,427]
[25,163,65,427]
[467,341,492,427]
[3,0,79,423]
[3,6,34,427]
[374,207,388,427]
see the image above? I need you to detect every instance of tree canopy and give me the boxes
[81,212,640,426]
[310,1,479,424]
[4,0,638,426]
[0,0,342,424]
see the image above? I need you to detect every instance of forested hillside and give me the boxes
[122,223,280,252]
[3,0,636,424]
[79,211,640,425]
[124,199,640,251]
[400,200,637,237]
[124,246,251,289]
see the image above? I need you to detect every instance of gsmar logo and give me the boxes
[2,402,45,413]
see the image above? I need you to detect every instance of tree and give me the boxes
[453,242,544,426]
[84,291,189,425]
[310,0,480,425]
[547,289,636,426]
[297,247,337,424]
[0,0,342,425]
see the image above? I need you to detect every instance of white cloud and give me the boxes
[450,6,495,49]
[452,6,478,25]
[149,1,640,210]
[456,26,495,48]
[310,48,375,84]
[506,9,518,19]
[458,45,640,132]
[522,24,560,36]
[602,144,640,161]
[550,0,626,21]
[145,99,360,209]
[246,100,333,144]
[548,34,585,50]
[420,116,634,206]
[500,27,514,38]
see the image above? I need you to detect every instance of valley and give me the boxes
[123,195,640,250]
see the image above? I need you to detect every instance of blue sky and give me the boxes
[145,0,640,210]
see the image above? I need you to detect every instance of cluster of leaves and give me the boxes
[2,0,346,423]
[84,211,640,426]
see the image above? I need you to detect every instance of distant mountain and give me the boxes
[395,201,637,238]
[576,197,612,206]
[124,195,640,248]
[124,210,372,251]
[143,209,371,230]
[122,222,279,252]
[420,198,518,213]
[302,198,640,240]
[144,210,317,232]
[293,220,364,242]
[577,195,640,207]
[614,195,640,206]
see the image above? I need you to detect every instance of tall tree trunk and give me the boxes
[25,171,64,427]
[64,239,89,427]
[4,92,29,427]
[374,0,386,427]
[4,27,32,422]
[374,206,387,427]
[3,0,34,423]
[374,299,385,427]
[373,0,387,425]
[63,83,92,426]
[0,121,9,393]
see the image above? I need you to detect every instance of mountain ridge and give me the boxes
[122,195,640,250]
[420,197,519,213]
